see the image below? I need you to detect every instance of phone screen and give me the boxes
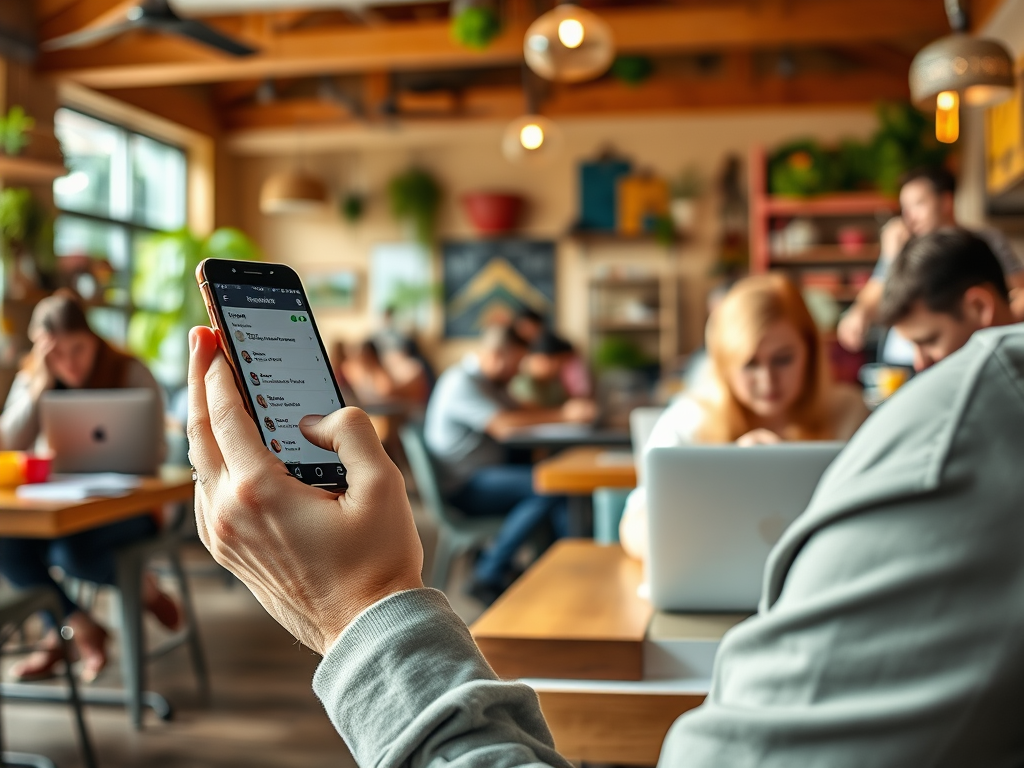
[210,280,347,488]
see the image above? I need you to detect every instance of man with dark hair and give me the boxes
[511,306,546,345]
[838,167,1024,352]
[424,324,594,601]
[879,230,1015,371]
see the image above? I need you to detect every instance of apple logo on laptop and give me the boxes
[92,426,107,443]
[758,513,788,546]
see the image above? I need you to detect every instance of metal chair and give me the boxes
[0,587,97,768]
[398,423,504,590]
[113,521,209,729]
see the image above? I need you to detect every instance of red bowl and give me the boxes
[462,192,525,235]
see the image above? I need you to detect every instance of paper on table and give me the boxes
[16,473,142,501]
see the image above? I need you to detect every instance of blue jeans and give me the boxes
[450,465,567,587]
[0,515,158,620]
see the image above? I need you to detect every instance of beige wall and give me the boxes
[228,108,879,369]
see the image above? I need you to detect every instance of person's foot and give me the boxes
[9,630,65,682]
[143,572,181,631]
[65,612,108,683]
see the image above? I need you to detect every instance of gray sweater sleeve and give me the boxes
[312,589,572,768]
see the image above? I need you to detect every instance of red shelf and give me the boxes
[764,193,899,217]
[769,244,881,266]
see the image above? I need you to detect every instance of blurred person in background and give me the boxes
[342,339,429,407]
[425,325,594,603]
[878,230,1015,372]
[510,332,576,409]
[512,307,591,399]
[0,290,179,682]
[837,167,1024,353]
[620,274,868,560]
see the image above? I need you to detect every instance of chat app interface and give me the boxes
[215,283,344,482]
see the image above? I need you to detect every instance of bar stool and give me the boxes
[0,587,97,768]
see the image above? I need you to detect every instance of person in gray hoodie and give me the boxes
[186,318,1024,768]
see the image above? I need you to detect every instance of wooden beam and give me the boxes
[39,0,137,42]
[37,0,949,89]
[99,84,223,136]
[220,62,909,132]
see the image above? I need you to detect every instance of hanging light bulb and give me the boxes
[503,114,562,165]
[524,3,614,83]
[935,90,960,144]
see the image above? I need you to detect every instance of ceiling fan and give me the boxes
[41,0,258,56]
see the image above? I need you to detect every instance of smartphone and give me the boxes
[196,258,347,491]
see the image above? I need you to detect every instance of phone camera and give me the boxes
[269,270,274,275]
[231,268,236,273]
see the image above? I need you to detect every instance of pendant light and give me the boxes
[502,114,563,165]
[908,0,1015,144]
[523,2,614,83]
[260,170,328,214]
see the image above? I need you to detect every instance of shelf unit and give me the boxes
[749,146,900,304]
[588,273,680,372]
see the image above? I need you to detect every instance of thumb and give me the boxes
[298,408,389,479]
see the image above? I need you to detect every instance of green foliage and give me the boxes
[386,281,442,314]
[128,227,260,384]
[388,168,442,245]
[768,103,952,197]
[593,336,653,372]
[0,106,34,156]
[451,5,501,50]
[0,187,55,280]
[611,56,654,87]
[340,193,365,224]
[651,213,676,247]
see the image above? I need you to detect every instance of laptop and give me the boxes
[646,442,844,612]
[40,389,161,475]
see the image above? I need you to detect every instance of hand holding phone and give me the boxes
[196,258,347,491]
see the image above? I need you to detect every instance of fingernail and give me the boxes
[299,414,325,427]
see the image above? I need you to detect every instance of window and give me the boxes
[53,108,187,345]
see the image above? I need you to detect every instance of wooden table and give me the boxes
[471,541,709,766]
[533,447,637,537]
[0,472,196,723]
[0,475,196,538]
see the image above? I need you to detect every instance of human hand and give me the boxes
[736,428,782,447]
[28,333,56,396]
[880,217,911,259]
[561,398,596,423]
[836,306,868,352]
[187,326,423,655]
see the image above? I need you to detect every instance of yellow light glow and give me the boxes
[520,123,545,150]
[935,90,960,144]
[557,18,585,49]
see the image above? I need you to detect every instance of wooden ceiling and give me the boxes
[27,0,987,135]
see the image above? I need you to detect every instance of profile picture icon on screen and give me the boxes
[263,416,276,432]
[270,439,282,454]
[256,394,268,409]
[240,350,252,364]
[234,330,245,343]
[249,372,260,387]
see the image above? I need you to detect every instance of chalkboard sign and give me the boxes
[442,239,556,338]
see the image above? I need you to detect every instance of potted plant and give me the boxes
[0,187,55,298]
[461,191,524,236]
[388,168,442,246]
[670,166,704,234]
[451,0,501,50]
[129,227,260,385]
[0,106,34,157]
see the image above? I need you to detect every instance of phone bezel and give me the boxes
[197,258,347,492]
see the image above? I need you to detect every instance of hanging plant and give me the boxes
[611,56,654,88]
[0,106,34,156]
[451,0,501,50]
[388,168,442,245]
[340,193,366,224]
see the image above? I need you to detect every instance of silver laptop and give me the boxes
[40,389,161,475]
[646,443,844,612]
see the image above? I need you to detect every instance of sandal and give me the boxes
[10,632,66,682]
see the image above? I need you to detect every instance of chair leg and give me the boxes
[167,551,209,699]
[429,534,457,591]
[115,551,146,730]
[55,621,98,768]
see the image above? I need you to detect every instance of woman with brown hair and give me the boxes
[0,290,178,682]
[620,274,869,560]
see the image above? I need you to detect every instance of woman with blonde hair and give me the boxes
[620,273,868,560]
[0,290,179,682]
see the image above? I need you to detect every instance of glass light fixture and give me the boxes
[259,170,328,214]
[502,114,563,165]
[523,3,614,83]
[908,1,1015,143]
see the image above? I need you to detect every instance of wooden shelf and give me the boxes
[763,192,899,217]
[592,320,662,333]
[769,244,881,267]
[590,277,661,289]
[0,155,67,184]
[567,230,669,246]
